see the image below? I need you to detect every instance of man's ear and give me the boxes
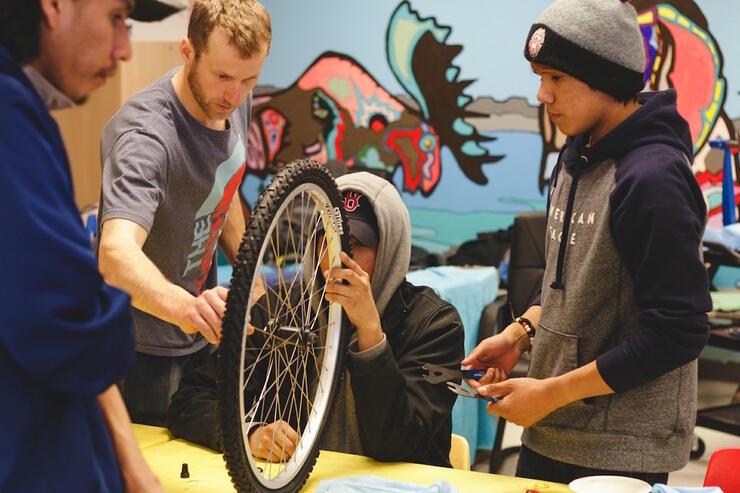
[180,37,196,65]
[39,0,63,30]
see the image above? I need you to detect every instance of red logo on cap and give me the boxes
[344,191,361,212]
[529,27,546,58]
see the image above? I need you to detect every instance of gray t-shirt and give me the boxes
[100,68,251,357]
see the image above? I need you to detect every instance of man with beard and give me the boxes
[97,0,271,426]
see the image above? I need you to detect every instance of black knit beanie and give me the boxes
[524,0,646,102]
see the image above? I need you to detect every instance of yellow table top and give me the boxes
[134,425,570,492]
[133,423,174,450]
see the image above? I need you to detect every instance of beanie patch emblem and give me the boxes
[343,191,361,212]
[528,27,546,58]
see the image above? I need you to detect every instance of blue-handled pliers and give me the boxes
[421,363,486,384]
[421,364,501,403]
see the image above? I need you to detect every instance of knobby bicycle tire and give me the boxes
[219,160,351,492]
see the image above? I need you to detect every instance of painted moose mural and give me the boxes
[244,2,502,196]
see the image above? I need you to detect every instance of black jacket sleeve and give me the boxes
[346,286,465,466]
[166,349,222,452]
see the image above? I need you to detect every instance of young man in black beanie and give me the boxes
[464,0,711,485]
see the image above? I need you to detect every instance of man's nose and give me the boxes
[113,20,132,62]
[224,84,241,105]
[537,82,554,105]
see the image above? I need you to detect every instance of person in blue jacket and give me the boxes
[0,1,185,491]
[464,0,711,485]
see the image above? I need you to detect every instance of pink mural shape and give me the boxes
[637,4,726,154]
[297,57,404,128]
[661,23,716,148]
[260,108,287,162]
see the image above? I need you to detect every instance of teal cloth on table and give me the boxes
[651,485,722,493]
[315,475,458,493]
[406,266,500,462]
[711,290,740,312]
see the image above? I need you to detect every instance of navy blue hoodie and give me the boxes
[0,45,135,491]
[524,90,711,472]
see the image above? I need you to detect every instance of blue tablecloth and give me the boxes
[406,266,500,462]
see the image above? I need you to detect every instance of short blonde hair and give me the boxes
[188,0,271,59]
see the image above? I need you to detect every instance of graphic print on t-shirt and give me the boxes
[183,137,246,293]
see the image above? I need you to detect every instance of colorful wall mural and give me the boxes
[245,3,500,196]
[243,0,740,254]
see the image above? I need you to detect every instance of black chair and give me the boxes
[476,211,547,473]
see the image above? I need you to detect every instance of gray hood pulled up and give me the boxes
[336,172,411,317]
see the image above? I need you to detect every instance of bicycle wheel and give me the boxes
[219,160,351,493]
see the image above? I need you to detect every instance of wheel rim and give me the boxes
[236,182,343,489]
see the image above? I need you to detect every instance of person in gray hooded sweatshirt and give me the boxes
[167,171,465,467]
[463,0,711,485]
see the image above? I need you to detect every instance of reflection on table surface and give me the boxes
[134,424,570,492]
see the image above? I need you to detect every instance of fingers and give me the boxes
[479,367,507,385]
[184,311,219,344]
[323,267,363,287]
[461,341,487,366]
[323,252,368,285]
[181,289,228,344]
[323,268,365,305]
[250,421,298,461]
[203,288,227,318]
[466,378,482,390]
[282,422,300,444]
[477,381,509,399]
[467,368,507,390]
[339,251,365,275]
[270,421,298,458]
[214,285,229,301]
[461,354,475,367]
[250,276,266,305]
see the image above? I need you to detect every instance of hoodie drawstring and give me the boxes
[550,155,586,290]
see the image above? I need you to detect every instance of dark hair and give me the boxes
[0,0,42,64]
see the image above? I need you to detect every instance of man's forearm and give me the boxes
[548,360,615,409]
[99,241,191,326]
[98,385,138,462]
[517,306,612,406]
[98,385,162,491]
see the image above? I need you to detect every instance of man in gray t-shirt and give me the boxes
[98,0,271,425]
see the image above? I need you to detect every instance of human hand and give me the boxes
[121,462,165,493]
[248,420,300,462]
[462,322,528,378]
[476,377,565,428]
[324,251,382,350]
[467,367,508,391]
[246,276,267,336]
[178,286,228,344]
